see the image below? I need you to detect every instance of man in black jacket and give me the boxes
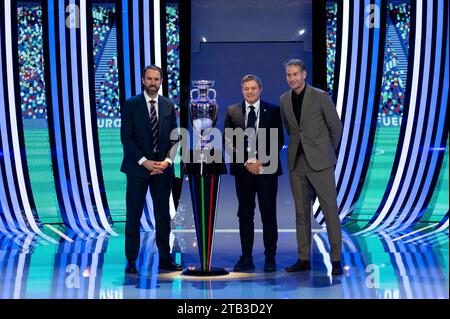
[224,74,284,272]
[120,65,181,274]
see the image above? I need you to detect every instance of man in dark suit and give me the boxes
[224,74,284,272]
[280,59,343,275]
[121,65,181,274]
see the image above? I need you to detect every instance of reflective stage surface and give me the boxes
[0,222,447,299]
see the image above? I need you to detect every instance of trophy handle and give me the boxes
[208,88,217,100]
[211,104,218,127]
[190,88,199,100]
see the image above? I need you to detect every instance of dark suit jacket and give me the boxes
[280,85,342,172]
[120,93,178,178]
[224,100,284,176]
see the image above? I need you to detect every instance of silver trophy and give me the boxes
[189,80,218,174]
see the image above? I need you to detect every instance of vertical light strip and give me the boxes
[153,0,162,96]
[3,0,57,242]
[0,207,13,233]
[411,248,432,297]
[68,247,78,299]
[80,0,117,235]
[0,35,21,233]
[393,0,445,231]
[4,250,17,298]
[48,0,80,233]
[83,239,92,297]
[391,245,421,298]
[133,0,141,95]
[378,231,414,299]
[335,0,360,182]
[376,0,433,229]
[13,241,29,298]
[313,0,350,216]
[335,0,350,118]
[140,196,154,231]
[3,0,33,233]
[145,0,167,228]
[190,177,200,243]
[340,0,380,220]
[354,253,371,298]
[201,176,206,270]
[143,0,151,66]
[313,234,333,278]
[70,0,102,233]
[209,176,220,271]
[122,0,132,98]
[393,0,449,231]
[206,175,214,270]
[356,0,424,234]
[58,1,91,232]
[169,192,176,219]
[422,248,444,297]
[153,0,161,66]
[143,196,156,231]
[79,241,89,297]
[54,243,65,298]
[87,237,103,299]
[417,249,440,294]
[337,0,368,217]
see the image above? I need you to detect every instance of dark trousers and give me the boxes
[125,170,172,262]
[234,173,278,259]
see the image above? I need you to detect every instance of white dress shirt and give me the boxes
[138,91,172,166]
[143,90,159,118]
[244,99,262,173]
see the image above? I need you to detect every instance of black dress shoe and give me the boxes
[332,261,343,275]
[125,261,138,274]
[264,258,276,272]
[285,259,311,272]
[159,259,183,271]
[233,256,255,271]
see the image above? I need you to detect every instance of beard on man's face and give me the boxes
[146,85,159,94]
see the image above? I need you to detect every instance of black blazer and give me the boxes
[120,93,178,178]
[224,100,284,176]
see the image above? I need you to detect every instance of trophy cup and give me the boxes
[189,80,218,175]
[182,80,228,276]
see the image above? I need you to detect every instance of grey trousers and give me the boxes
[289,153,342,262]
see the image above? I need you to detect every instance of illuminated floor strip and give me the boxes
[44,224,74,242]
[392,224,439,242]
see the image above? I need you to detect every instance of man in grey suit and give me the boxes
[280,59,343,275]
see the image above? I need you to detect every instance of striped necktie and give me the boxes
[149,100,159,153]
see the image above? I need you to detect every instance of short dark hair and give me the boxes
[284,59,307,72]
[142,65,163,79]
[241,74,262,88]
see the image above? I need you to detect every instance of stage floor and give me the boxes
[0,222,448,299]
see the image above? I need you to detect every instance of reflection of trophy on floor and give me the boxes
[183,80,228,276]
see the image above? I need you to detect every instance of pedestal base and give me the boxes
[181,267,229,277]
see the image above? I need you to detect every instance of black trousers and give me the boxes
[234,173,278,259]
[125,170,172,263]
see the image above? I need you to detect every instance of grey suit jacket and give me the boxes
[280,85,342,172]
